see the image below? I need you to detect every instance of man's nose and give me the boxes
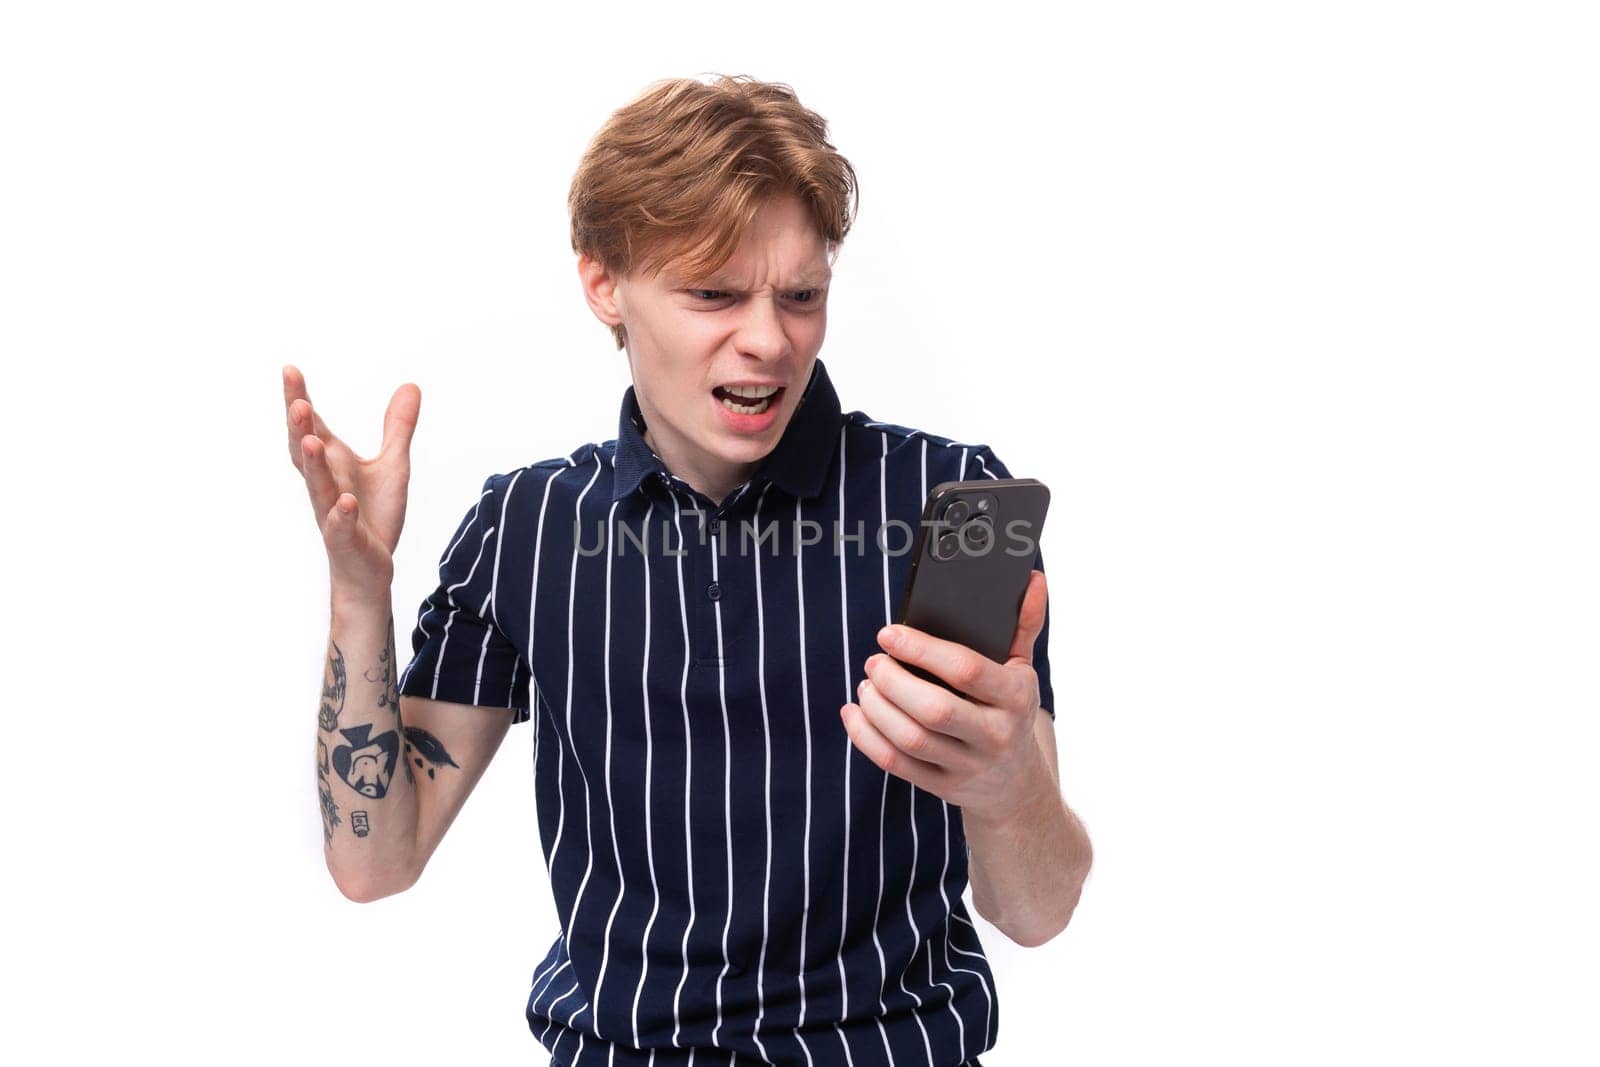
[733,294,792,361]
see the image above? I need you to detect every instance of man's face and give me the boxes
[597,193,832,499]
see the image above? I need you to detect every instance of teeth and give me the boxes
[720,394,772,414]
[725,383,780,399]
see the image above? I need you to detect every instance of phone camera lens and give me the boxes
[934,531,961,560]
[960,515,994,555]
[943,499,971,526]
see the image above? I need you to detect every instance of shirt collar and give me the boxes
[611,357,843,503]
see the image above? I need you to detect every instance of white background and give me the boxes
[3,2,1596,1064]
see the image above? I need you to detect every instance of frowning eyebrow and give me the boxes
[694,272,832,292]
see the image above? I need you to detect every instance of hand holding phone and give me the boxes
[892,477,1050,696]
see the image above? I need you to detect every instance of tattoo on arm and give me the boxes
[318,627,418,839]
[403,726,460,780]
[333,724,401,799]
[364,623,417,784]
[316,737,340,843]
[318,772,340,843]
[319,640,347,732]
[365,622,401,718]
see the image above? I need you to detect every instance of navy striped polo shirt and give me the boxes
[398,357,1053,1067]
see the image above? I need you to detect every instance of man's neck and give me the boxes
[644,427,758,507]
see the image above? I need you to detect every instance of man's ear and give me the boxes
[576,253,624,329]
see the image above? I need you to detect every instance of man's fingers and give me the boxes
[301,434,343,521]
[283,365,311,465]
[282,364,308,413]
[855,677,963,768]
[287,399,318,467]
[380,383,421,460]
[1006,569,1049,666]
[861,654,984,744]
[323,490,361,551]
[877,624,1013,709]
[283,369,341,458]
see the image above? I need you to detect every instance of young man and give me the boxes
[287,75,1091,1067]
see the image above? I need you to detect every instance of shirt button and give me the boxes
[706,581,721,601]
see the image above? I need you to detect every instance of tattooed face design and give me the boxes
[348,750,387,797]
[332,723,400,800]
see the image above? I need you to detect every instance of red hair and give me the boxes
[569,74,860,349]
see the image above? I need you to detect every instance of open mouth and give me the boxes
[712,385,783,416]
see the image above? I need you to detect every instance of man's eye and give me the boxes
[688,289,823,304]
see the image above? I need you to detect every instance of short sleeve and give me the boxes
[397,474,531,721]
[974,446,1056,720]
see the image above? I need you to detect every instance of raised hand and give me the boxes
[282,364,421,605]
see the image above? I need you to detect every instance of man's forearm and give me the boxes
[964,764,1092,948]
[318,597,419,902]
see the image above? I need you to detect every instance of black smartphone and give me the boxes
[892,477,1050,695]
